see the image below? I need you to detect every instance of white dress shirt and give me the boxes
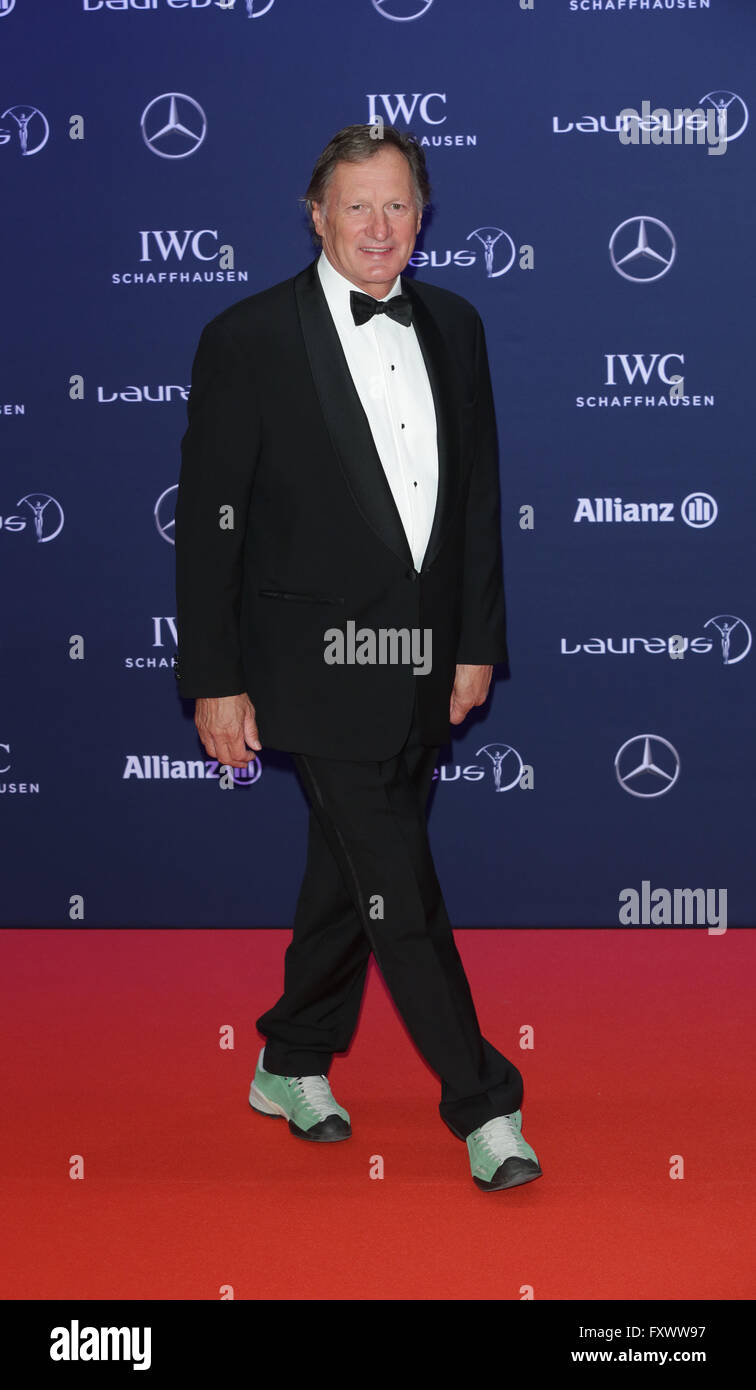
[317,250,439,572]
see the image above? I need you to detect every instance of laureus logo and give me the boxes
[467,227,516,278]
[476,743,524,792]
[0,105,49,155]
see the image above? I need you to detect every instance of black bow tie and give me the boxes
[350,289,413,328]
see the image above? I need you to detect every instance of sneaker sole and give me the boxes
[248,1084,287,1118]
[474,1163,543,1192]
[249,1084,352,1142]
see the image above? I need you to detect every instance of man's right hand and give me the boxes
[194,693,261,768]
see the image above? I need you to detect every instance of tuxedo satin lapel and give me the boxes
[400,276,459,574]
[294,260,413,570]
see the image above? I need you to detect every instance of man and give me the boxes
[174,125,541,1193]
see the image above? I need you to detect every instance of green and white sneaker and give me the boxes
[248,1047,351,1142]
[467,1111,542,1191]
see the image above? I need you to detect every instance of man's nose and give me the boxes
[365,210,389,239]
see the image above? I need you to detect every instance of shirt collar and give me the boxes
[317,250,402,325]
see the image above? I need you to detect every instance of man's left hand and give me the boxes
[449,663,493,725]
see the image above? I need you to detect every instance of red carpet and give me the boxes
[0,928,753,1301]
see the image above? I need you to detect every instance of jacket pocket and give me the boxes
[258,588,345,605]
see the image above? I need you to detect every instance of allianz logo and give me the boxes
[573,494,717,527]
[575,497,674,523]
[123,754,261,785]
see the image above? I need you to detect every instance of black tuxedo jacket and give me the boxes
[174,257,508,759]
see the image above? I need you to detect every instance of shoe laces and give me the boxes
[287,1074,336,1120]
[476,1114,530,1164]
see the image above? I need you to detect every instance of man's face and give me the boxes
[311,145,423,298]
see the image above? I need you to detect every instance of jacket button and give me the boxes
[407,569,418,582]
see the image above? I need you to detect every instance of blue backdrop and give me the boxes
[2,0,753,928]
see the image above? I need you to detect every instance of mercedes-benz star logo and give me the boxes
[154,485,177,544]
[615,735,680,798]
[372,0,435,19]
[609,216,676,283]
[141,94,207,159]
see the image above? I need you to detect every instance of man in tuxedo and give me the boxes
[174,125,541,1192]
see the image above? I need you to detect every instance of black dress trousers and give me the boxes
[255,691,523,1139]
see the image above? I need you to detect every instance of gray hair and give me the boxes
[301,124,432,242]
